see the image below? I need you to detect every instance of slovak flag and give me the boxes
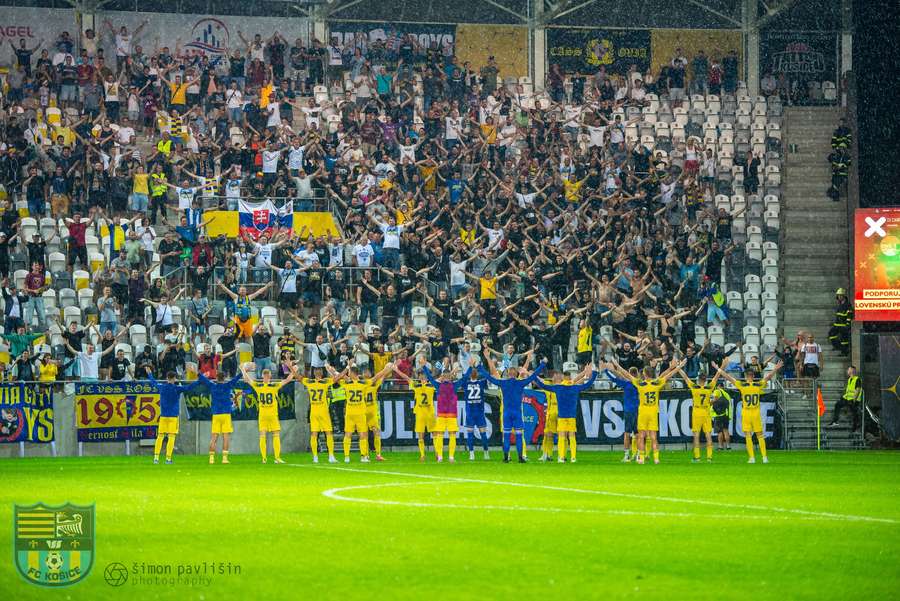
[238,199,277,240]
[276,200,294,230]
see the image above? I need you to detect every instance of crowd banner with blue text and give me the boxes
[0,383,54,443]
[183,382,296,421]
[760,30,838,84]
[547,29,652,75]
[75,382,159,443]
[328,22,456,55]
[374,390,782,447]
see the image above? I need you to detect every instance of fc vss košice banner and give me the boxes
[368,389,781,447]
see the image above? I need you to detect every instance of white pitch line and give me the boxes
[291,463,899,525]
[320,480,848,522]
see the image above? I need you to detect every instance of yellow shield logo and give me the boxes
[14,503,95,586]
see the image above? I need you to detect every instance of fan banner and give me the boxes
[547,28,651,74]
[853,208,900,321]
[0,383,54,443]
[345,389,782,447]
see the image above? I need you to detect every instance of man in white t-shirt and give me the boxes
[287,137,306,175]
[252,234,285,268]
[171,178,198,211]
[261,140,285,182]
[800,334,822,378]
[353,235,375,268]
[64,331,120,382]
[369,212,405,268]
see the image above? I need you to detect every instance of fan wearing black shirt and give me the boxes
[109,349,132,380]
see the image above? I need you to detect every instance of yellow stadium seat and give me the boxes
[73,270,90,290]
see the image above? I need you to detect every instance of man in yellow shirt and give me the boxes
[327,361,394,463]
[677,367,722,463]
[240,361,299,464]
[393,366,436,461]
[608,359,685,464]
[716,362,782,464]
[130,163,150,212]
[302,366,338,463]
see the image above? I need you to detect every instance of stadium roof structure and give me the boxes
[288,0,842,31]
[6,0,841,30]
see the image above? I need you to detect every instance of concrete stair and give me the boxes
[780,106,857,449]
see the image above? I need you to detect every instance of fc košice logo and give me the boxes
[14,503,95,586]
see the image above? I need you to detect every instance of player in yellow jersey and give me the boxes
[677,367,722,463]
[363,367,388,461]
[240,362,299,464]
[539,387,557,462]
[716,362,782,463]
[302,366,341,464]
[609,359,685,464]
[328,361,394,463]
[393,365,436,462]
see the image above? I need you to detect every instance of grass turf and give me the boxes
[2,450,899,601]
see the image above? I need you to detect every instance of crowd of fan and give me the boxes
[0,25,791,386]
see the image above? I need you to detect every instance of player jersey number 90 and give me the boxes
[743,393,760,407]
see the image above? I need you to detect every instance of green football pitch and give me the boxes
[3,450,899,601]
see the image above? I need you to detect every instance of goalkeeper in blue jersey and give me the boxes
[478,347,546,463]
[199,370,245,464]
[534,363,597,463]
[461,363,491,461]
[149,370,201,464]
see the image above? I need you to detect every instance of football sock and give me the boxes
[273,434,281,460]
[325,433,334,456]
[631,437,637,455]
[569,436,577,461]
[707,444,713,459]
[653,450,659,462]
[310,434,319,458]
[515,431,523,458]
[693,447,701,460]
[466,430,475,452]
[418,437,426,457]
[434,434,444,458]
[502,432,511,454]
[343,433,352,457]
[758,436,767,458]
[153,435,164,459]
[448,435,456,457]
[259,435,267,460]
[373,433,381,456]
[558,434,567,460]
[165,435,176,460]
[481,431,489,451]
[359,435,369,457]
[745,437,755,459]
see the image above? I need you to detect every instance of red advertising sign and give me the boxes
[854,208,900,321]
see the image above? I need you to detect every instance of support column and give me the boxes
[841,0,852,75]
[742,0,759,95]
[532,0,546,91]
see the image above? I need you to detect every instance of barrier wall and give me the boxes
[455,24,528,78]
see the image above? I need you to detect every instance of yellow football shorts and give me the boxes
[345,413,367,434]
[158,416,179,435]
[309,410,333,432]
[434,416,459,432]
[414,411,436,433]
[545,410,558,434]
[637,407,659,432]
[556,417,577,433]
[211,414,233,434]
[742,409,763,434]
[692,409,712,434]
[258,415,281,433]
[365,407,380,430]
